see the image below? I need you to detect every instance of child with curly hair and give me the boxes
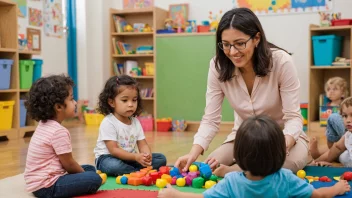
[311,77,348,159]
[24,75,102,198]
[158,115,351,198]
[94,75,166,176]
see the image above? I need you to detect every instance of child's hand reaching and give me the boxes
[334,180,351,195]
[158,184,177,198]
[135,153,152,167]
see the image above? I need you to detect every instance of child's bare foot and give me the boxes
[309,137,321,159]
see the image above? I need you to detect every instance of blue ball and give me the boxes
[170,167,180,177]
[120,176,128,184]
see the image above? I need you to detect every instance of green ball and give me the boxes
[209,175,218,182]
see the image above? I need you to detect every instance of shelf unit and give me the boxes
[0,0,40,140]
[308,24,352,133]
[109,7,167,128]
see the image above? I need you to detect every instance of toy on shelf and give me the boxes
[332,57,351,66]
[172,119,187,132]
[185,20,197,33]
[165,18,174,31]
[300,103,308,126]
[208,10,222,32]
[124,24,134,32]
[319,12,331,27]
[18,34,28,51]
[136,45,153,54]
[133,23,153,32]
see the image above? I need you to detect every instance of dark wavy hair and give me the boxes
[98,75,143,116]
[234,115,286,177]
[25,74,74,122]
[215,8,289,82]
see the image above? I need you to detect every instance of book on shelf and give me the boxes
[140,88,154,98]
[112,38,133,55]
[112,15,127,33]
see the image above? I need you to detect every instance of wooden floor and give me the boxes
[0,123,327,180]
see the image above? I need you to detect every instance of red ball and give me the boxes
[342,172,352,181]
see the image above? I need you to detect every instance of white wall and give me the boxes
[18,0,67,76]
[78,0,352,106]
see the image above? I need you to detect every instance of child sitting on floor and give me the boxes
[310,77,348,160]
[94,75,166,176]
[24,75,102,198]
[158,115,351,198]
[311,97,352,167]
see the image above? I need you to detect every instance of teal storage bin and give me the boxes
[32,59,43,83]
[312,34,342,66]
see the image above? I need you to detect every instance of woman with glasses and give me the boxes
[174,8,311,177]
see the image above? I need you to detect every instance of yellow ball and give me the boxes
[297,170,306,179]
[189,165,198,172]
[156,179,167,188]
[99,173,107,184]
[116,176,122,184]
[176,178,186,187]
[96,170,102,174]
[204,180,217,189]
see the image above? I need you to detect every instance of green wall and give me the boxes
[156,35,234,121]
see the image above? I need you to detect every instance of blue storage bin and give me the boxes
[0,59,14,90]
[312,34,342,66]
[20,100,27,127]
[32,59,43,83]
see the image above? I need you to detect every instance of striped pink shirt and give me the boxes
[24,120,72,192]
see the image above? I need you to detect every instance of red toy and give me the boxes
[142,176,153,186]
[342,172,352,181]
[319,176,332,182]
[159,166,170,175]
[150,172,160,184]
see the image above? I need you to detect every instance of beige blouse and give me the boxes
[194,49,306,151]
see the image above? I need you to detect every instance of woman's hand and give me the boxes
[285,135,296,155]
[174,145,203,172]
[204,157,219,171]
[174,153,198,172]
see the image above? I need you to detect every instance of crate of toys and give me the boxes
[156,117,172,132]
[319,94,339,126]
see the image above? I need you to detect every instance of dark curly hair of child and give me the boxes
[98,75,143,117]
[234,115,286,177]
[25,74,74,122]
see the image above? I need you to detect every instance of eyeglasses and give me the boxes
[218,34,255,51]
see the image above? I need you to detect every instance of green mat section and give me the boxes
[98,166,352,193]
[99,176,206,193]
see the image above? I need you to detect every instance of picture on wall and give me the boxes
[27,28,41,51]
[44,0,63,38]
[236,0,332,14]
[12,0,27,17]
[123,0,154,9]
[29,8,43,27]
[169,4,189,28]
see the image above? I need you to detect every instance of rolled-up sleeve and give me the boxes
[194,59,224,151]
[279,55,303,140]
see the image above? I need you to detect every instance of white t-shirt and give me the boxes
[94,114,146,159]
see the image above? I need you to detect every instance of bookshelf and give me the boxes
[109,7,168,129]
[0,0,40,140]
[308,24,352,133]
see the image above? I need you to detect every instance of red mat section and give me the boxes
[76,189,158,198]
